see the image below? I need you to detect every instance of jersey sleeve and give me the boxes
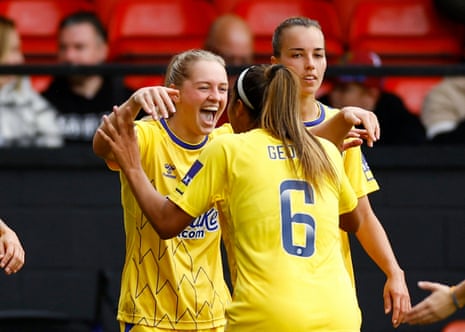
[319,138,358,215]
[343,146,379,197]
[339,171,358,215]
[169,137,228,218]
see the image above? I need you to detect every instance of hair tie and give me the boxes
[237,67,254,110]
[269,64,285,81]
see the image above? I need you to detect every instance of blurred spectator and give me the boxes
[319,51,426,145]
[420,76,465,144]
[42,11,133,145]
[204,14,254,126]
[0,16,63,148]
[421,0,465,144]
[204,14,254,67]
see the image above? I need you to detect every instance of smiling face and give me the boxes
[271,25,327,99]
[172,59,228,141]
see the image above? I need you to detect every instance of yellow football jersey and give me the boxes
[305,102,380,286]
[114,119,232,329]
[170,129,361,331]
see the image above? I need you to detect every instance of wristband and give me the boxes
[451,286,462,310]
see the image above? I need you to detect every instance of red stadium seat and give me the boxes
[30,75,53,93]
[108,0,217,64]
[0,0,95,63]
[332,0,362,35]
[383,76,443,115]
[232,0,344,64]
[93,0,121,26]
[210,0,241,14]
[124,75,165,90]
[348,0,465,64]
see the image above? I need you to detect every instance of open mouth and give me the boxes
[200,106,219,123]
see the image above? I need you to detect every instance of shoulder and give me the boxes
[134,119,164,144]
[42,77,68,95]
[204,130,254,155]
[377,92,409,114]
[211,123,234,138]
[319,103,340,120]
[135,118,162,134]
[102,77,134,98]
[317,136,341,157]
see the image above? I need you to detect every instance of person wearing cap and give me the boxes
[320,51,426,145]
[419,0,465,144]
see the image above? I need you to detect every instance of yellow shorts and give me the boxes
[120,322,224,332]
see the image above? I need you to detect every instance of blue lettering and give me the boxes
[268,146,277,159]
[267,145,296,160]
[181,208,219,239]
[178,229,205,239]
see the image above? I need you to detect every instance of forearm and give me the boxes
[123,167,189,239]
[311,111,352,150]
[355,197,403,278]
[123,167,170,233]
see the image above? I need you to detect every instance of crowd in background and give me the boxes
[0,0,464,147]
[1,1,465,332]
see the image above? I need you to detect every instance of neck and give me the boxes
[166,116,206,145]
[300,94,320,122]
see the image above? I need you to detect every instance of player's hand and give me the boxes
[130,86,179,120]
[404,281,457,325]
[341,106,380,147]
[0,225,25,275]
[383,271,411,328]
[98,107,142,174]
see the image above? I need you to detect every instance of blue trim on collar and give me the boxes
[160,118,208,150]
[303,102,326,127]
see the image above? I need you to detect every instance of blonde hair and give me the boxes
[164,49,226,87]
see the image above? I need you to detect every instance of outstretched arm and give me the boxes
[0,218,25,275]
[355,196,411,328]
[97,107,192,238]
[93,86,179,161]
[311,106,380,151]
[404,280,465,325]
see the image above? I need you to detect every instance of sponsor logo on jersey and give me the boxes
[162,163,177,179]
[178,207,219,239]
[361,154,375,181]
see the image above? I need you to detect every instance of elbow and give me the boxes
[147,219,179,240]
[339,212,361,233]
[157,230,177,240]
